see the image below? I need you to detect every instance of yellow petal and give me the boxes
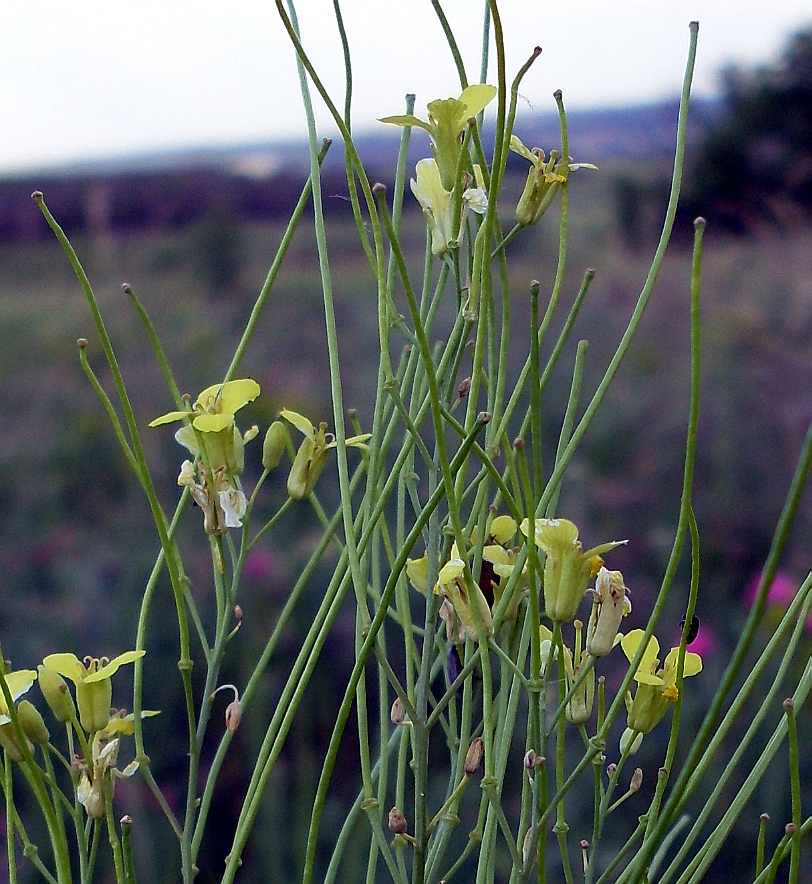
[213,379,260,414]
[149,410,189,427]
[193,412,234,433]
[533,518,579,553]
[83,650,145,684]
[458,84,497,119]
[664,647,703,678]
[482,545,510,567]
[42,653,85,685]
[406,555,429,595]
[509,135,538,165]
[0,670,37,714]
[489,515,517,546]
[437,557,465,585]
[379,114,431,132]
[280,409,316,439]
[621,630,660,674]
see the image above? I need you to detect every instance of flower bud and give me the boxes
[0,723,26,762]
[630,767,643,793]
[464,737,484,777]
[225,699,242,734]
[262,421,288,471]
[37,665,76,723]
[388,807,408,835]
[619,728,643,756]
[17,700,50,745]
[390,697,406,726]
[565,664,595,725]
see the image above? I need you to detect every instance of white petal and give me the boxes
[218,486,247,528]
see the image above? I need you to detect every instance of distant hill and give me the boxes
[0,99,717,243]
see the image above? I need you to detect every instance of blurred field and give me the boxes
[1,162,810,880]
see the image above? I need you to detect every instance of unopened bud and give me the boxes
[211,684,242,734]
[17,701,49,745]
[630,768,643,792]
[37,665,75,723]
[234,605,243,622]
[262,421,288,471]
[390,697,406,726]
[524,749,536,773]
[225,700,242,734]
[388,807,408,835]
[464,738,484,777]
[606,763,617,777]
[458,378,471,399]
[0,723,26,762]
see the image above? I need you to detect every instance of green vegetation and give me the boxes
[0,8,810,883]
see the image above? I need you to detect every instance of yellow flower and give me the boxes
[619,629,703,750]
[407,515,525,642]
[410,159,488,257]
[281,409,369,500]
[435,543,493,641]
[381,85,497,190]
[151,379,260,477]
[150,379,260,433]
[520,518,626,622]
[510,135,597,226]
[42,651,145,734]
[586,567,631,657]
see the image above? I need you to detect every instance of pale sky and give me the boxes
[2,1,810,173]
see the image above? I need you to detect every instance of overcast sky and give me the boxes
[2,1,810,174]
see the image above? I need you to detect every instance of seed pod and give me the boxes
[17,700,50,745]
[262,421,288,471]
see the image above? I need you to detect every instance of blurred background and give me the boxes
[1,2,811,881]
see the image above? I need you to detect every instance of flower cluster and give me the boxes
[382,87,494,259]
[407,515,526,644]
[0,649,155,821]
[39,651,156,817]
[619,629,703,754]
[151,379,260,534]
[410,511,702,757]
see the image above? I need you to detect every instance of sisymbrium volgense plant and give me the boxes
[2,3,809,883]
